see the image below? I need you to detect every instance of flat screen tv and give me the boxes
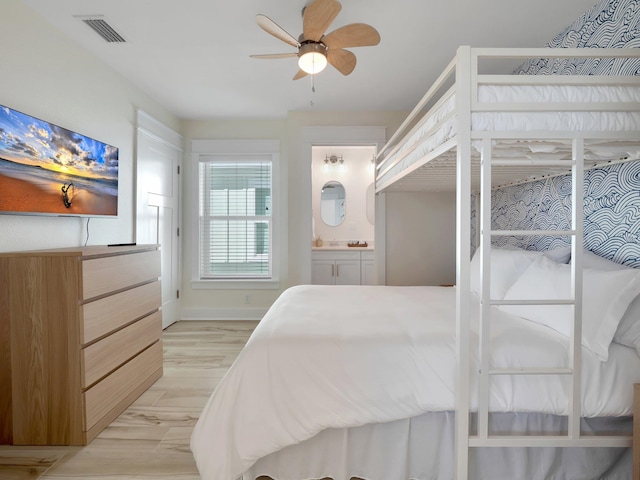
[0,104,118,217]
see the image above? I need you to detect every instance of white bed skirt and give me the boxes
[244,412,631,480]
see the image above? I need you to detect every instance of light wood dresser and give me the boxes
[0,244,163,446]
[634,383,639,480]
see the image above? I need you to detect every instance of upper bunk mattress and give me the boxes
[376,84,640,191]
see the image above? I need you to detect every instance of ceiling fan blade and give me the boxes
[303,0,342,42]
[256,14,300,48]
[327,48,356,75]
[293,69,308,80]
[250,53,298,59]
[323,23,381,49]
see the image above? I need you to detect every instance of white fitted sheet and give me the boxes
[377,84,640,188]
[190,285,640,480]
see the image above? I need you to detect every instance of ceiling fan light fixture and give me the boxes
[298,42,328,74]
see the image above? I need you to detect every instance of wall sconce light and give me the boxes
[324,154,345,172]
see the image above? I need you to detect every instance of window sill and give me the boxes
[191,279,281,290]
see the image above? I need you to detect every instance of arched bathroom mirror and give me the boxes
[366,183,375,225]
[320,181,346,226]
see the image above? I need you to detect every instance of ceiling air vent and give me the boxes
[77,16,126,43]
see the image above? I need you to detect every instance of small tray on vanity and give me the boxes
[347,242,368,248]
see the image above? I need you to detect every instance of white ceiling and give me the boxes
[22,0,597,120]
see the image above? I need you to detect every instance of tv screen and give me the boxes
[0,104,118,217]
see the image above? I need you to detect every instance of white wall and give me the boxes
[0,0,180,253]
[2,0,449,315]
[385,191,456,286]
[312,145,375,245]
[180,119,288,319]
[180,112,407,319]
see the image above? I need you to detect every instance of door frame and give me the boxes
[300,126,387,285]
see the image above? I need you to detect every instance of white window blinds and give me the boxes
[199,158,272,279]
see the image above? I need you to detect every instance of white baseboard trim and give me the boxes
[180,307,267,321]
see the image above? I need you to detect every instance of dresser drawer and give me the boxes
[81,281,161,344]
[82,250,161,300]
[82,311,162,388]
[84,341,162,432]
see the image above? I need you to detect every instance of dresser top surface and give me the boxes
[0,244,159,258]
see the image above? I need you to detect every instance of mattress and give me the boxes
[190,285,640,480]
[376,84,640,191]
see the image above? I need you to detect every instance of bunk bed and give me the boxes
[190,47,640,480]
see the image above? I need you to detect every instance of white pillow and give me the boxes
[581,249,624,271]
[544,245,572,264]
[470,245,572,300]
[470,246,539,300]
[501,255,640,361]
[615,295,640,356]
[576,250,640,355]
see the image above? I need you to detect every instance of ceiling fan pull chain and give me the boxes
[309,75,316,107]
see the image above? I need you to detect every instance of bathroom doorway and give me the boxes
[311,145,376,247]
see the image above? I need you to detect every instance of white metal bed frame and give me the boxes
[374,46,640,480]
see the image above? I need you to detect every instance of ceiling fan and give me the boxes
[250,0,381,80]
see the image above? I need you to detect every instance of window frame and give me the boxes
[191,139,280,290]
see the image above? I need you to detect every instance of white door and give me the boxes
[136,111,183,329]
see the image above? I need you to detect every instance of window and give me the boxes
[198,157,272,279]
[191,139,280,289]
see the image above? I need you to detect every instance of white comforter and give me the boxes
[190,285,640,480]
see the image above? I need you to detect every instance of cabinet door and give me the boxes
[361,260,375,285]
[334,260,360,285]
[311,260,336,285]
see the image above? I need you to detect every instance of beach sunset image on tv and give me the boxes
[0,104,118,216]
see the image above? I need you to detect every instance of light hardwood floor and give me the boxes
[0,320,258,480]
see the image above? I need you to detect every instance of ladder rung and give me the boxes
[468,435,632,448]
[490,299,574,306]
[488,367,573,376]
[490,229,575,236]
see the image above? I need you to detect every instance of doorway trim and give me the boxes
[300,126,386,285]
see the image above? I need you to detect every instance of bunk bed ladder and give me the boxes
[466,136,630,478]
[474,136,585,451]
[454,46,632,480]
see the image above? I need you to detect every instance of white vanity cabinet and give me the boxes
[312,249,374,285]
